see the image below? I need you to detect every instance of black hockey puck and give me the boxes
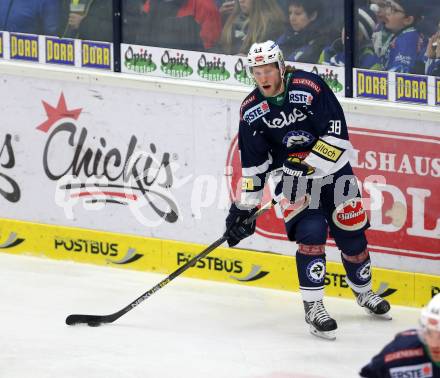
[87,321,101,327]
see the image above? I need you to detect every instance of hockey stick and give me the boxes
[65,195,309,327]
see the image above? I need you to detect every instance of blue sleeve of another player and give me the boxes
[359,349,387,378]
[359,331,420,378]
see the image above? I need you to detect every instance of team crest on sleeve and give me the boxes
[243,101,270,124]
[282,130,315,148]
[332,198,368,231]
[289,90,313,105]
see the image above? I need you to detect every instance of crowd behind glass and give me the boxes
[0,0,439,76]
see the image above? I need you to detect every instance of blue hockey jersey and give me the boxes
[382,26,426,74]
[426,58,440,77]
[237,69,354,207]
[360,329,440,377]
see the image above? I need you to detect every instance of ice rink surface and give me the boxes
[0,253,421,378]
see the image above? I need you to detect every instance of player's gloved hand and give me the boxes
[280,156,315,201]
[225,203,257,247]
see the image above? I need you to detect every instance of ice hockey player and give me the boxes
[360,293,440,377]
[224,40,391,340]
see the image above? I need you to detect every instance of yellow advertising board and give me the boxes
[0,218,438,308]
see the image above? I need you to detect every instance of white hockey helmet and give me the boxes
[246,40,285,79]
[420,294,440,332]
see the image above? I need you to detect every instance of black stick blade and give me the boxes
[66,314,106,327]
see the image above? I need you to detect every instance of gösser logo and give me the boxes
[332,198,368,231]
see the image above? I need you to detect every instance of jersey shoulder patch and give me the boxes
[240,89,270,125]
[290,70,323,95]
[240,89,259,115]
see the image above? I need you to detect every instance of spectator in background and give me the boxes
[0,0,60,36]
[62,0,113,42]
[276,0,330,64]
[217,0,235,24]
[216,0,287,22]
[381,0,426,74]
[418,0,440,37]
[319,6,381,70]
[425,24,440,76]
[369,0,393,60]
[218,0,285,55]
[137,0,221,51]
[121,0,145,44]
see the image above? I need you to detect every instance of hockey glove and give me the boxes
[225,203,257,247]
[280,156,315,202]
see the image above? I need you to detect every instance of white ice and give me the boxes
[0,253,420,378]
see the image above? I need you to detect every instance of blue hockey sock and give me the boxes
[296,251,326,302]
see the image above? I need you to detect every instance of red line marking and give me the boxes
[70,191,138,201]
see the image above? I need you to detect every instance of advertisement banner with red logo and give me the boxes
[0,68,439,275]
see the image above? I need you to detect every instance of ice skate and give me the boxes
[303,300,337,340]
[354,290,392,320]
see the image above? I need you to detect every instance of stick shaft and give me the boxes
[66,199,276,325]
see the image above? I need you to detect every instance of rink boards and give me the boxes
[1,217,438,308]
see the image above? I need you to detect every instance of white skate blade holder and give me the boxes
[364,307,392,320]
[309,325,336,341]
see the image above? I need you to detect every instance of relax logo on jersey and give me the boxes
[389,363,433,378]
[282,130,315,148]
[124,46,157,73]
[289,90,313,105]
[243,101,270,124]
[262,108,307,129]
[332,198,368,231]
